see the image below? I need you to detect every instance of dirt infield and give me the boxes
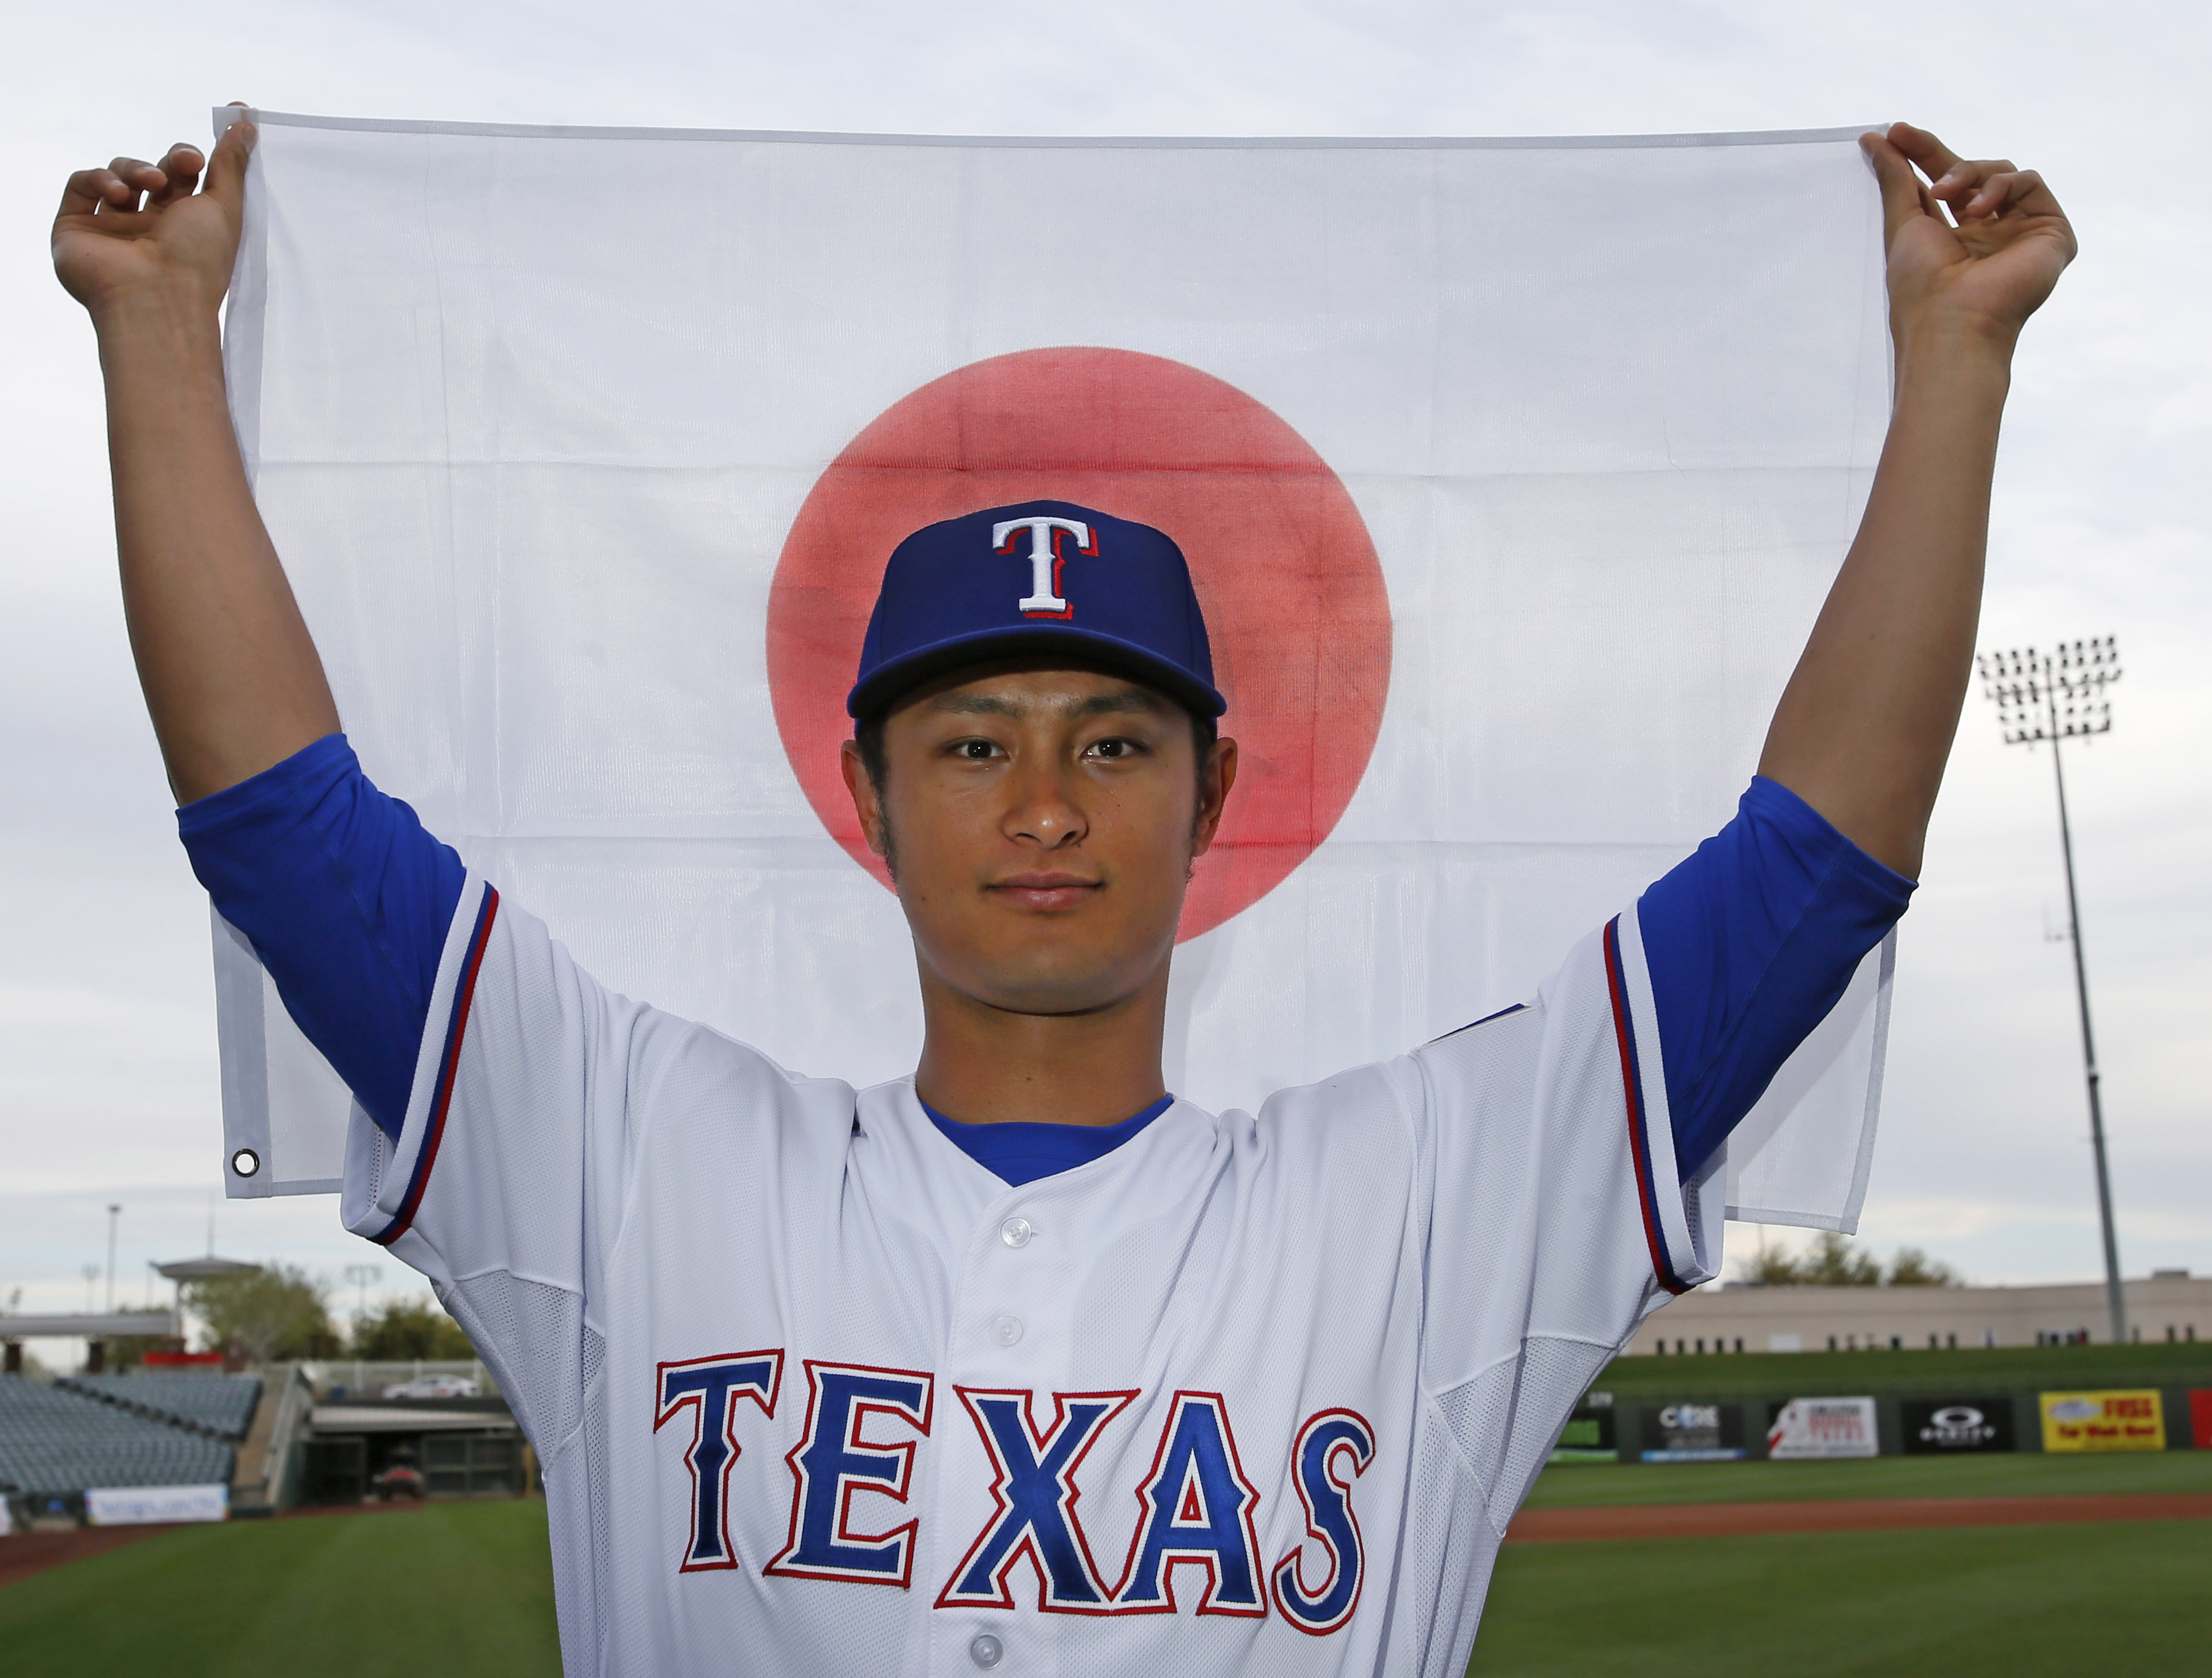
[1506,1492,2212,1543]
[0,1526,172,1590]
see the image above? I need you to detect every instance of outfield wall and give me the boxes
[1559,1388,2210,1463]
[1550,1342,2212,1465]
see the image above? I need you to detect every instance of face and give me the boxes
[840,662,1237,1018]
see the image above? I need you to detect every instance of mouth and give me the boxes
[986,871,1103,912]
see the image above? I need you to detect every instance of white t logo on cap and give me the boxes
[992,515,1093,619]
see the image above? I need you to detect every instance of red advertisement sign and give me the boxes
[2191,1389,2212,1451]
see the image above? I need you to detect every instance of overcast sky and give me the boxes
[4,1,2205,1334]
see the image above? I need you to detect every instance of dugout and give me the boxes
[301,1399,525,1502]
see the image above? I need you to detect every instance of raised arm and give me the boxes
[55,123,466,1144]
[1757,123,2075,878]
[53,119,339,805]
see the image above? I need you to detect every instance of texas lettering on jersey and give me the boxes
[654,1353,1372,1631]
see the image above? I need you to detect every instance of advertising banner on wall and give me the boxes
[1900,1396,2016,1455]
[2190,1390,2212,1452]
[1549,1392,1619,1465]
[2040,1390,2166,1453]
[86,1484,230,1525]
[1765,1396,1879,1459]
[1641,1401,1745,1463]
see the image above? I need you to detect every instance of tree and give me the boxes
[1885,1246,1964,1287]
[1795,1230,1884,1287]
[1732,1232,1965,1288]
[348,1296,476,1361]
[188,1264,340,1365]
[1738,1244,1807,1287]
[107,1326,178,1370]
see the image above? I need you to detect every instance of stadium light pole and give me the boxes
[106,1203,122,1315]
[344,1263,382,1335]
[1978,637,2126,1345]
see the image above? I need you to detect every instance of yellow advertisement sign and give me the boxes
[2039,1389,2167,1453]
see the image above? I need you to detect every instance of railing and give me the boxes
[300,1359,495,1399]
[231,1363,317,1513]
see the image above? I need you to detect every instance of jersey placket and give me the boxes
[927,1178,1084,1673]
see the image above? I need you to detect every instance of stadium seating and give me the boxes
[55,1372,262,1440]
[0,1376,234,1499]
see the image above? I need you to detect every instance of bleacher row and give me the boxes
[56,1372,262,1439]
[0,1374,250,1498]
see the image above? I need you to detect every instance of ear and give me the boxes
[1189,736,1239,857]
[840,739,890,859]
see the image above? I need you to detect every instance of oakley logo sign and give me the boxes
[993,516,1095,619]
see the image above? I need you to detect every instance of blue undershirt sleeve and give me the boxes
[1637,775,1916,1182]
[176,734,466,1142]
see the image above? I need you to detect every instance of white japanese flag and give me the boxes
[212,108,1893,1230]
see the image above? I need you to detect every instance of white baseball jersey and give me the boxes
[341,871,1714,1677]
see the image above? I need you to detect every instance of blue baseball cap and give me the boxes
[847,499,1226,719]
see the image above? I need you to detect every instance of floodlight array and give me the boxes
[1976,636,2122,746]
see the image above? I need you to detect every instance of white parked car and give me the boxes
[381,1373,482,1400]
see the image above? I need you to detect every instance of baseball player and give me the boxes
[55,119,2071,1675]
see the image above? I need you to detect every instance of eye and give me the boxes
[951,737,1003,761]
[1084,736,1144,760]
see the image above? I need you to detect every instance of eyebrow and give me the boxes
[927,688,1175,721]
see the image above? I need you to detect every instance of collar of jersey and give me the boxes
[919,1093,1176,1187]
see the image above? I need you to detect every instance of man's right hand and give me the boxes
[59,112,341,806]
[54,122,253,323]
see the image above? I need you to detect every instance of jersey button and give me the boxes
[990,1315,1024,1348]
[999,1217,1034,1248]
[969,1632,1004,1668]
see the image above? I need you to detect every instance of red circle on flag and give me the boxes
[767,347,1392,943]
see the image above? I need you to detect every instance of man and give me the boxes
[55,117,2070,1674]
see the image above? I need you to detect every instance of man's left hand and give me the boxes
[1863,121,2076,347]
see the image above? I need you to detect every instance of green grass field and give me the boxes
[1469,1521,2212,1677]
[0,1502,559,1678]
[1524,1445,2212,1506]
[1493,1450,2212,1676]
[3,1454,2206,1677]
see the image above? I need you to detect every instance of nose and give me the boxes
[1002,753,1088,850]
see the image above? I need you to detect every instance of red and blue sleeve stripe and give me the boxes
[370,884,499,1245]
[1604,915,1690,1296]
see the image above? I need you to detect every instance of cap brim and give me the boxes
[847,626,1227,719]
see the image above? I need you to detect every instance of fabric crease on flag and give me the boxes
[208,108,1893,1233]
